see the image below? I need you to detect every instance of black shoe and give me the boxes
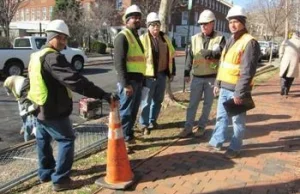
[178,128,193,138]
[224,149,240,159]
[52,177,74,192]
[40,178,51,184]
[148,122,158,129]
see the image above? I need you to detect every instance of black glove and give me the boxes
[200,49,213,59]
[103,92,120,104]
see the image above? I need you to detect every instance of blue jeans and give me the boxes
[139,72,167,127]
[209,88,246,151]
[118,80,143,141]
[184,77,215,132]
[22,114,37,142]
[35,117,75,184]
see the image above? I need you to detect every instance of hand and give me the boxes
[169,75,174,82]
[213,86,219,97]
[124,85,133,96]
[233,96,243,105]
[184,76,190,83]
[200,49,212,59]
[103,92,120,104]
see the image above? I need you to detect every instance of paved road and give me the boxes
[0,56,186,151]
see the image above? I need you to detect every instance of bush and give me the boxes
[91,41,107,54]
[0,37,12,48]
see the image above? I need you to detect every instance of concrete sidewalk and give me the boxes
[99,75,300,194]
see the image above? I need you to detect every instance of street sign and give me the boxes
[188,0,193,10]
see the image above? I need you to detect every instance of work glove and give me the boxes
[200,49,213,59]
[103,92,120,104]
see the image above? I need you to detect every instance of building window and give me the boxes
[194,12,199,24]
[49,6,53,19]
[182,11,188,25]
[205,0,207,6]
[25,8,29,20]
[216,2,219,12]
[201,0,204,5]
[42,7,47,20]
[36,8,40,20]
[212,0,215,10]
[31,8,35,21]
[116,0,122,10]
[16,11,19,21]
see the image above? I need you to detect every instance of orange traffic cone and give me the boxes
[95,100,135,189]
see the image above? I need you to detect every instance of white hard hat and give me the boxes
[146,12,160,24]
[3,75,26,98]
[124,4,142,19]
[226,5,247,20]
[198,10,216,24]
[46,19,70,37]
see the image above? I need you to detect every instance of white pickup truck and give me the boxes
[0,36,87,76]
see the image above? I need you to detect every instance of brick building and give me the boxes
[7,0,232,48]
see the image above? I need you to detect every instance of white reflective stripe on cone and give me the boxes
[108,128,124,140]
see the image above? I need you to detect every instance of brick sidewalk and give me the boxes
[98,76,300,194]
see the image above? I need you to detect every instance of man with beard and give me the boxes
[114,5,146,152]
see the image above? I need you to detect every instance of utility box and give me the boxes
[79,98,102,120]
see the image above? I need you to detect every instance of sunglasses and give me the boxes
[199,22,212,26]
[150,22,161,27]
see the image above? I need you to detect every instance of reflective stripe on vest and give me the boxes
[191,32,223,76]
[27,48,72,105]
[119,28,146,74]
[216,33,254,84]
[140,33,175,76]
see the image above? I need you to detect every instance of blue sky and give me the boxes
[231,0,252,8]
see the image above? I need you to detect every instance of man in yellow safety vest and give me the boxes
[180,9,225,138]
[139,12,176,135]
[114,5,146,151]
[208,6,260,158]
[27,20,117,192]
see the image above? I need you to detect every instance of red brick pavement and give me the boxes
[97,76,300,194]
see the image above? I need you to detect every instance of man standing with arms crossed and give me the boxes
[180,10,225,138]
[208,6,260,158]
[139,12,176,135]
[114,5,145,150]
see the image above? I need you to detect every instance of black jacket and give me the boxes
[114,28,144,87]
[36,45,107,120]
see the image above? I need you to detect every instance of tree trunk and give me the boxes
[159,0,175,102]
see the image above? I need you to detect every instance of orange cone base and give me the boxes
[95,175,136,190]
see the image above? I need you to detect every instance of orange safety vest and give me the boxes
[216,33,254,85]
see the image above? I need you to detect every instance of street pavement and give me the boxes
[98,74,300,193]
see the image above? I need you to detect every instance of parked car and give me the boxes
[270,42,279,58]
[0,36,87,76]
[258,41,271,61]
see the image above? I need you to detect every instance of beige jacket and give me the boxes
[279,34,300,78]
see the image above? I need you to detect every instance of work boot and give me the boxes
[194,127,205,137]
[205,143,222,151]
[224,149,240,159]
[178,128,193,138]
[52,177,74,192]
[148,122,158,130]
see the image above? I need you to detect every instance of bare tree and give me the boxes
[247,0,294,64]
[0,0,24,38]
[158,0,180,101]
[135,0,160,21]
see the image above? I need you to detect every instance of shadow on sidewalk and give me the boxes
[245,120,300,140]
[242,135,300,157]
[203,178,300,194]
[246,113,291,123]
